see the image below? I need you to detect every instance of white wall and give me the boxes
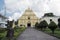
[40,16,60,24]
[0,17,7,28]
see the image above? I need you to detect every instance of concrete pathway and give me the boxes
[17,28,60,40]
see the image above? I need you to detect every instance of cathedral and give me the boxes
[18,8,40,27]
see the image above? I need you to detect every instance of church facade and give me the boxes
[18,8,40,27]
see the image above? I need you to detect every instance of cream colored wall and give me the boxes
[18,8,40,27]
[18,19,40,27]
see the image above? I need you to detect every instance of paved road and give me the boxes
[17,28,60,40]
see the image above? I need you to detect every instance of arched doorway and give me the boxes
[27,23,31,27]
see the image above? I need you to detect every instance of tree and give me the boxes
[6,20,14,28]
[58,18,60,28]
[5,20,14,40]
[42,20,48,30]
[5,20,10,28]
[15,20,18,25]
[48,20,57,34]
[35,22,39,29]
[39,20,48,30]
[15,20,18,27]
[39,21,44,30]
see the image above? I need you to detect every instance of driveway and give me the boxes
[17,28,60,40]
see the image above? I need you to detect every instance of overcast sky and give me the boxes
[0,0,60,21]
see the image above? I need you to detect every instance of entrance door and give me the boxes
[27,23,31,27]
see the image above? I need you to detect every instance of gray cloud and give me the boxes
[4,0,60,20]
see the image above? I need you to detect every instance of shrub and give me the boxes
[39,20,48,30]
[0,28,6,33]
[15,20,18,26]
[42,20,48,30]
[39,21,43,30]
[48,20,57,34]
[35,22,39,29]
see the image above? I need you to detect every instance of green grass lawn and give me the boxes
[44,28,60,38]
[0,27,26,40]
[0,28,7,40]
[14,27,26,39]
